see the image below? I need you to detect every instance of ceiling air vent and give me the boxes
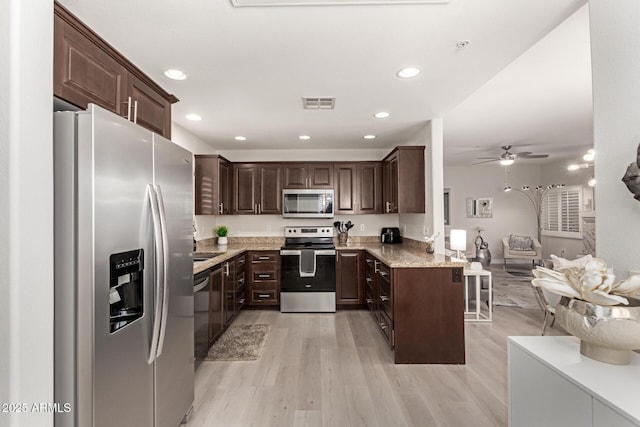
[303,97,335,110]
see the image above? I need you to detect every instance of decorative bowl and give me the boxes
[555,297,640,365]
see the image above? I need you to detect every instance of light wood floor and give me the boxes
[188,306,565,427]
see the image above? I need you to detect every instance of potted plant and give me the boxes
[215,225,228,246]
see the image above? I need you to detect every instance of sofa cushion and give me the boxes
[508,234,534,251]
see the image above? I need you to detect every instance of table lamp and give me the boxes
[450,229,467,259]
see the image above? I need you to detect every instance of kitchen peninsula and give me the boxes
[194,238,467,365]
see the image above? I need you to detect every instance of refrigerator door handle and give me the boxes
[154,184,170,358]
[147,185,164,364]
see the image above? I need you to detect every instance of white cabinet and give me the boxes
[508,336,640,427]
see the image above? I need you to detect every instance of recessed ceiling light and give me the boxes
[363,135,376,140]
[186,114,202,121]
[234,136,247,141]
[374,112,390,119]
[298,135,311,140]
[456,40,470,48]
[397,67,421,78]
[499,159,514,166]
[164,69,187,80]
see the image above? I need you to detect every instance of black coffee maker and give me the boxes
[381,227,402,244]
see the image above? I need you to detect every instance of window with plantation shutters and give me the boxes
[541,186,582,238]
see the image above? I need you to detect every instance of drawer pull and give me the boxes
[258,294,271,298]
[380,296,389,302]
[238,298,245,304]
[379,270,389,277]
[366,259,373,265]
[366,298,372,304]
[258,274,271,279]
[258,256,271,260]
[365,277,373,283]
[380,323,387,330]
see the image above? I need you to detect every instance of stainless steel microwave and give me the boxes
[282,189,334,218]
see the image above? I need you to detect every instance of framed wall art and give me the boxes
[467,197,493,218]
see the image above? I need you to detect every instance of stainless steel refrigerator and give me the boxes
[54,104,194,427]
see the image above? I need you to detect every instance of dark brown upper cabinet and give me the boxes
[334,162,382,215]
[283,163,333,189]
[232,164,282,215]
[382,146,425,214]
[195,155,231,215]
[53,2,177,138]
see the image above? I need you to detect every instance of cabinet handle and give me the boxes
[258,204,262,214]
[122,96,132,121]
[258,294,270,298]
[366,259,373,265]
[258,256,270,260]
[238,278,245,284]
[380,323,387,330]
[254,205,257,214]
[380,296,389,302]
[219,202,224,214]
[365,277,373,283]
[258,274,271,278]
[238,298,245,304]
[224,262,230,276]
[366,298,372,304]
[379,270,388,277]
[374,260,380,273]
[133,100,138,123]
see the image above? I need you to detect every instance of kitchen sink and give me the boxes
[193,252,224,262]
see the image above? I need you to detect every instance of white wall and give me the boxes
[444,164,541,263]
[171,123,217,155]
[195,214,398,240]
[540,160,594,259]
[590,0,640,275]
[0,1,54,425]
[399,119,446,252]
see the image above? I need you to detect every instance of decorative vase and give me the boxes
[338,232,348,245]
[217,236,228,246]
[475,247,491,268]
[425,241,434,254]
[555,297,640,365]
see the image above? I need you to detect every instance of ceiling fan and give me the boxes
[473,145,549,165]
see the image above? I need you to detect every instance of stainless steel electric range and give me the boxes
[279,226,336,312]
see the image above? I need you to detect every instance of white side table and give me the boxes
[463,268,492,322]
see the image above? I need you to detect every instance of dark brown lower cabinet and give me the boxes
[393,267,465,364]
[208,265,224,345]
[246,251,281,306]
[364,253,465,364]
[336,250,364,306]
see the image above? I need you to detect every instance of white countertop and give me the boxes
[508,336,640,423]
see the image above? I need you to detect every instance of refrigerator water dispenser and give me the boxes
[109,249,144,333]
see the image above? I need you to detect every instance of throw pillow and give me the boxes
[508,234,533,251]
[551,254,593,271]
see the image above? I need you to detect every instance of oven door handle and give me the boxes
[280,250,302,256]
[314,249,336,256]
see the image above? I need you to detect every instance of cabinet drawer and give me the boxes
[236,254,247,269]
[252,270,278,282]
[236,287,246,310]
[236,273,246,291]
[365,256,376,274]
[251,252,279,264]
[379,279,392,319]
[379,311,392,347]
[250,289,279,304]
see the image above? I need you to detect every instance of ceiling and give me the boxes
[59,0,590,164]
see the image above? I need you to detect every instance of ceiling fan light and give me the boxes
[504,186,512,192]
[500,159,514,166]
[568,164,580,171]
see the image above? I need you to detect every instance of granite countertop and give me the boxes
[193,243,282,274]
[193,240,466,275]
[336,242,468,268]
